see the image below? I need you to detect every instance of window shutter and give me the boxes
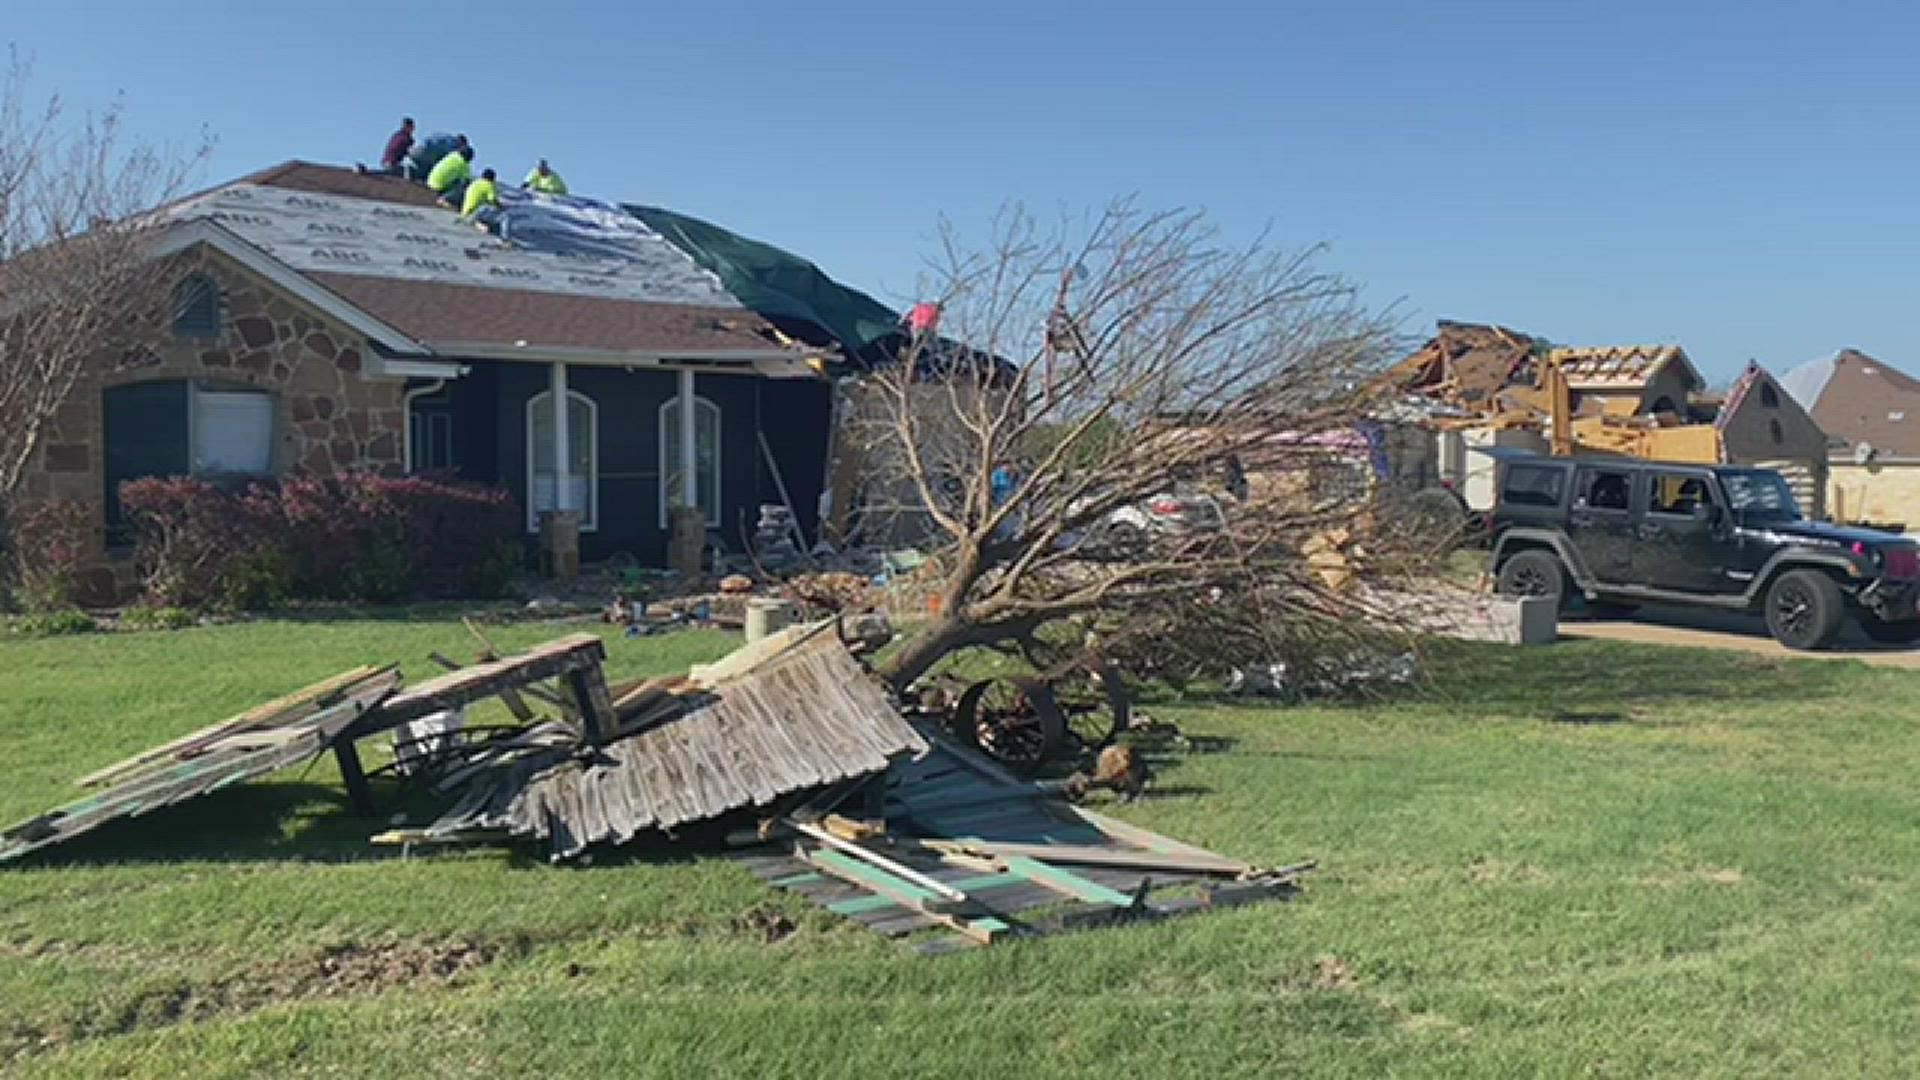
[103,381,191,536]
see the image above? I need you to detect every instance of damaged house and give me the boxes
[1388,322,1828,516]
[16,162,918,595]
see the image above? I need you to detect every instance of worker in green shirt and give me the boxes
[460,168,501,218]
[524,159,568,196]
[427,146,475,207]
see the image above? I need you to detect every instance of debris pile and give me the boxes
[0,622,1307,951]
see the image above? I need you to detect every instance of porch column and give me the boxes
[550,361,571,511]
[678,368,697,510]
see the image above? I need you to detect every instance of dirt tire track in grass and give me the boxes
[2,935,520,1063]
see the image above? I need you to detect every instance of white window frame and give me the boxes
[188,383,275,477]
[658,394,721,528]
[525,389,599,533]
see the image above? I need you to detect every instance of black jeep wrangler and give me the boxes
[1489,454,1920,649]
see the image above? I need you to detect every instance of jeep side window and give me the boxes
[1579,469,1631,511]
[1501,464,1564,508]
[1650,473,1711,516]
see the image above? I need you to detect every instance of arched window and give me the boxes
[659,395,720,527]
[526,389,597,532]
[1760,383,1780,409]
[170,274,222,339]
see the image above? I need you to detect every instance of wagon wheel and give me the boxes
[1046,661,1132,752]
[952,676,1067,771]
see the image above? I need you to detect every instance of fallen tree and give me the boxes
[859,202,1412,692]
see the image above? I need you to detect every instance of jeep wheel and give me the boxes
[1764,570,1844,650]
[1858,614,1920,645]
[1496,550,1566,608]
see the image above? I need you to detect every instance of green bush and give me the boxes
[118,604,198,632]
[8,608,98,636]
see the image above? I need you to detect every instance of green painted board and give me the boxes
[1002,855,1138,907]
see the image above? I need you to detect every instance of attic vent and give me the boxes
[1890,411,1906,422]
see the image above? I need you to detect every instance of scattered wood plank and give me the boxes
[74,665,392,788]
[918,838,1249,877]
[787,820,972,910]
[363,634,605,732]
[565,664,617,745]
[1000,855,1144,908]
[800,847,1009,945]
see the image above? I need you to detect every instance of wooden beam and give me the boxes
[788,820,973,909]
[1001,855,1142,908]
[75,665,392,788]
[801,847,1009,945]
[334,740,375,817]
[1066,806,1252,870]
[564,664,616,745]
[920,838,1248,877]
[365,634,605,732]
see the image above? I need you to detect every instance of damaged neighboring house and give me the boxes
[1783,348,1920,527]
[14,161,933,596]
[1388,323,1828,516]
[1546,344,1705,418]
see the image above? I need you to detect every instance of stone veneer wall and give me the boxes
[17,245,407,582]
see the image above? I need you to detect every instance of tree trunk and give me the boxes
[877,617,973,694]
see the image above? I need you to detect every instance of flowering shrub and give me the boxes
[120,474,521,609]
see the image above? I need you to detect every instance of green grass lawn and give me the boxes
[2,613,1918,1077]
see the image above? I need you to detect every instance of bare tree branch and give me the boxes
[852,201,1410,690]
[0,48,212,512]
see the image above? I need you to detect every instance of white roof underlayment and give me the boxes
[161,183,745,309]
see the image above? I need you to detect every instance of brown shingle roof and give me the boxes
[239,161,442,208]
[1803,349,1920,457]
[308,272,787,356]
[1389,320,1541,407]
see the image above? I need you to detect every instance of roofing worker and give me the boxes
[407,132,469,182]
[524,158,568,196]
[461,168,501,218]
[427,145,475,208]
[379,117,414,175]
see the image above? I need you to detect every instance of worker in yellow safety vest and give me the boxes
[461,168,501,218]
[524,159,568,196]
[427,146,475,207]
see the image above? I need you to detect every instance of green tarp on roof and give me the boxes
[624,204,902,361]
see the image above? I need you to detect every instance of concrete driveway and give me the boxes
[1560,606,1920,669]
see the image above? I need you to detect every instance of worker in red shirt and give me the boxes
[904,301,942,352]
[380,117,415,176]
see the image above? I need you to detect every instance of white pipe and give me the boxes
[400,378,446,474]
[679,368,698,512]
[550,361,571,513]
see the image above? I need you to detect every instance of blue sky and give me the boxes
[17,0,1919,383]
